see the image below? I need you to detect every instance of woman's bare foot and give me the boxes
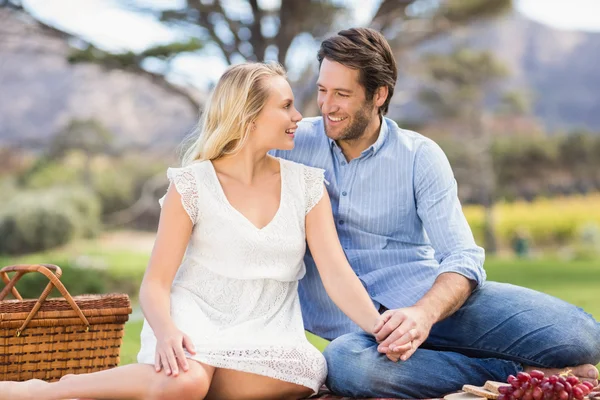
[0,379,49,400]
[524,364,599,387]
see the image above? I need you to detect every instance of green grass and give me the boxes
[2,241,597,368]
[117,257,600,367]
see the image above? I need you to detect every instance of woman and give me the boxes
[0,62,392,400]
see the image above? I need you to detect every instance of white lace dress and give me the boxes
[137,158,328,393]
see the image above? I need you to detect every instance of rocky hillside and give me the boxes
[0,9,200,150]
[392,10,600,133]
[1,7,600,149]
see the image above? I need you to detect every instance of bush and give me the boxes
[3,262,110,300]
[50,187,102,238]
[18,158,82,189]
[0,187,101,254]
[464,194,600,248]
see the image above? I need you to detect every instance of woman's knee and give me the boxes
[149,366,211,400]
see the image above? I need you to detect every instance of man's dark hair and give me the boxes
[317,28,398,115]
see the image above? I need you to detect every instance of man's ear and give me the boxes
[374,86,389,108]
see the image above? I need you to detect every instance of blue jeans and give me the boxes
[323,282,600,399]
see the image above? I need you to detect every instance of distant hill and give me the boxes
[0,9,199,150]
[390,11,600,133]
[2,8,600,149]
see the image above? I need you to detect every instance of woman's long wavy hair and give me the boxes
[181,62,286,165]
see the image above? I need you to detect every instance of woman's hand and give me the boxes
[155,326,196,377]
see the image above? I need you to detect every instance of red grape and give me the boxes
[572,387,584,400]
[558,377,567,386]
[532,386,544,400]
[577,384,590,396]
[499,386,513,395]
[530,370,546,380]
[509,375,520,387]
[567,376,580,386]
[581,381,595,391]
[518,372,533,382]
[543,390,554,400]
[563,381,572,394]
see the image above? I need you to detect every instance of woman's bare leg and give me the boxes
[0,362,215,400]
[206,368,314,400]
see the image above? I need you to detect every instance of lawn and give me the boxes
[1,240,597,368]
[118,257,600,366]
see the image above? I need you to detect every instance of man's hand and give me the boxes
[372,306,436,362]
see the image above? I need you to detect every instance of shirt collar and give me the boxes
[327,116,389,156]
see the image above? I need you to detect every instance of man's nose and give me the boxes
[320,94,338,114]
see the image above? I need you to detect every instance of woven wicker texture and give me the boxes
[0,264,131,382]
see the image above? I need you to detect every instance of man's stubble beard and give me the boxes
[324,100,373,143]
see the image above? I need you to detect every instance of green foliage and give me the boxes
[49,119,114,158]
[419,47,509,118]
[140,38,204,59]
[92,168,136,216]
[491,137,559,186]
[18,158,82,189]
[0,187,101,254]
[497,90,532,116]
[0,262,109,300]
[434,133,600,202]
[54,187,102,238]
[68,39,204,69]
[0,199,77,254]
[443,0,513,23]
[463,194,600,247]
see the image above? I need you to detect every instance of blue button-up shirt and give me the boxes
[272,116,486,340]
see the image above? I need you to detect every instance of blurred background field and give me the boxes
[0,0,599,367]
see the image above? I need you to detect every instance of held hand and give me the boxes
[154,326,197,377]
[372,306,435,362]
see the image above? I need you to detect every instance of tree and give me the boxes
[419,47,509,253]
[2,0,513,111]
[48,119,115,187]
[2,0,514,228]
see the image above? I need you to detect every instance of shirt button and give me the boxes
[339,220,345,225]
[341,161,346,166]
[342,191,347,196]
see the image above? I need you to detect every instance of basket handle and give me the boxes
[0,264,91,336]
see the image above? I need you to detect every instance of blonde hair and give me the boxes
[181,62,287,165]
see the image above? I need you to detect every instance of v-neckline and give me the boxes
[207,157,285,232]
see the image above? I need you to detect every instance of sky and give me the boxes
[21,0,600,89]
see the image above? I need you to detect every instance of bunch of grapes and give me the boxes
[498,371,595,400]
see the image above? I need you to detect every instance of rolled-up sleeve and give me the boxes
[413,140,486,286]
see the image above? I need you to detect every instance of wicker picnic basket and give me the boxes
[0,264,132,382]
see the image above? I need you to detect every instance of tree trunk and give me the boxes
[473,106,498,254]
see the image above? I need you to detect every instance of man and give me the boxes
[273,27,600,398]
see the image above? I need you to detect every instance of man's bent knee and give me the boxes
[323,333,379,397]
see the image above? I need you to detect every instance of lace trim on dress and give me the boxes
[191,346,327,393]
[304,167,326,214]
[159,167,200,223]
